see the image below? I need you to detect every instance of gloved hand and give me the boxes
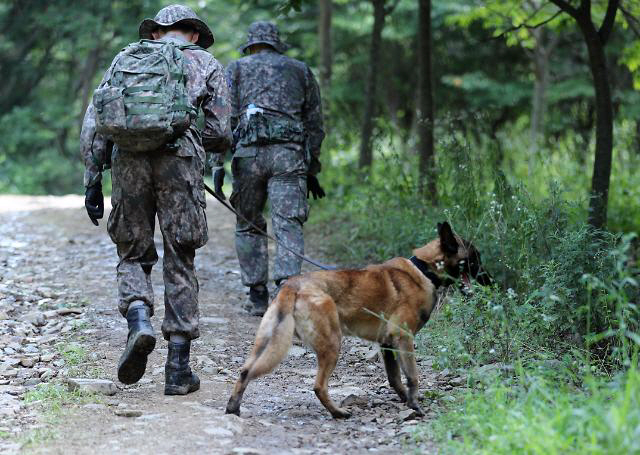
[307,175,326,200]
[212,166,226,200]
[85,183,104,226]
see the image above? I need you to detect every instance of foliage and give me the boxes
[419,363,640,454]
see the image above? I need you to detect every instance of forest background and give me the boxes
[1,0,640,452]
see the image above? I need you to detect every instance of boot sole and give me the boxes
[164,381,200,395]
[117,331,156,385]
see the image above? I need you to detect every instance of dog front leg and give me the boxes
[380,343,408,402]
[395,336,424,416]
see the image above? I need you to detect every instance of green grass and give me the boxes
[418,365,640,454]
[56,342,87,366]
[20,381,101,447]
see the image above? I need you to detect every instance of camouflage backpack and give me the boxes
[92,40,199,152]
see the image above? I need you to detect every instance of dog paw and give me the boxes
[408,402,424,417]
[331,408,352,419]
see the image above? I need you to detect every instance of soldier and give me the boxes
[222,21,325,317]
[81,5,232,394]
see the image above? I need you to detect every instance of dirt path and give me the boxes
[0,195,438,454]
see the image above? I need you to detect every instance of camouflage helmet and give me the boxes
[240,21,289,54]
[139,4,214,49]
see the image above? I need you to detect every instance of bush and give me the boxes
[420,363,640,454]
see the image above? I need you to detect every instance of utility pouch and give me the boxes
[237,110,304,146]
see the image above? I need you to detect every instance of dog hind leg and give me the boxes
[297,295,350,419]
[226,287,296,416]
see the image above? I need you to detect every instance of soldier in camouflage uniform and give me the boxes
[81,5,232,394]
[222,21,325,316]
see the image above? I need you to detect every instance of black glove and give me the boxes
[84,183,104,226]
[212,166,226,200]
[307,175,326,200]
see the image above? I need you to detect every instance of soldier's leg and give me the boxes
[230,154,269,287]
[230,151,270,314]
[109,150,158,384]
[153,152,206,395]
[267,144,308,284]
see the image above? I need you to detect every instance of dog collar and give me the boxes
[409,256,442,288]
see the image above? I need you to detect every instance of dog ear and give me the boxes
[437,221,458,255]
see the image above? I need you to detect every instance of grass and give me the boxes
[417,364,640,454]
[20,381,101,447]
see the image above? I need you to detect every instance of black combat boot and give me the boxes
[117,304,156,385]
[164,341,200,395]
[247,285,269,317]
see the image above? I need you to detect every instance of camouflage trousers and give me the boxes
[230,142,309,287]
[108,148,208,340]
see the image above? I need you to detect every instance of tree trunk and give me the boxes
[550,0,618,229]
[582,23,614,229]
[528,28,554,176]
[359,0,386,169]
[417,0,436,199]
[318,0,332,95]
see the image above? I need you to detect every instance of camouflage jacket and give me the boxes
[225,49,324,172]
[80,36,233,187]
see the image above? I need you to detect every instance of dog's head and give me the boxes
[413,221,492,290]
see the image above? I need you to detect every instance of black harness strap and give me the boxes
[409,256,442,288]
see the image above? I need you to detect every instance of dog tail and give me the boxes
[245,285,296,377]
[226,285,296,415]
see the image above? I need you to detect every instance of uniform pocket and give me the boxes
[175,179,208,249]
[270,176,308,224]
[107,187,133,244]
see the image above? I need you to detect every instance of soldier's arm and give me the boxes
[302,65,325,175]
[80,66,115,188]
[202,59,233,167]
[225,61,240,133]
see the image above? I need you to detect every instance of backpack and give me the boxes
[92,40,199,152]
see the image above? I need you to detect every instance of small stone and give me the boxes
[66,378,118,396]
[398,409,418,421]
[114,409,142,417]
[0,310,9,320]
[449,376,465,386]
[23,312,46,327]
[340,394,368,408]
[56,307,83,316]
[83,403,107,410]
[40,353,55,362]
[43,310,59,319]
[19,358,36,368]
[39,369,55,380]
[23,378,41,387]
[287,346,306,358]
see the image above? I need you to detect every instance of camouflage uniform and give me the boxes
[226,21,324,288]
[80,6,232,340]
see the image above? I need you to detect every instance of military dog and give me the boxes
[226,221,492,418]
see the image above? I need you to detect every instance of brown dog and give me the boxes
[226,221,491,418]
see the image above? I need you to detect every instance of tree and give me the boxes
[549,0,619,229]
[359,0,399,170]
[417,0,436,198]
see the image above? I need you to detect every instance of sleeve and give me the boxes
[302,65,325,175]
[201,59,233,167]
[80,64,115,188]
[225,61,240,133]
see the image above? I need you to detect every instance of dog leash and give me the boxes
[204,183,336,271]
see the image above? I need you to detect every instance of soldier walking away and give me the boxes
[81,5,232,395]
[222,21,326,317]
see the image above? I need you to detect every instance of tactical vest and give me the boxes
[92,40,199,152]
